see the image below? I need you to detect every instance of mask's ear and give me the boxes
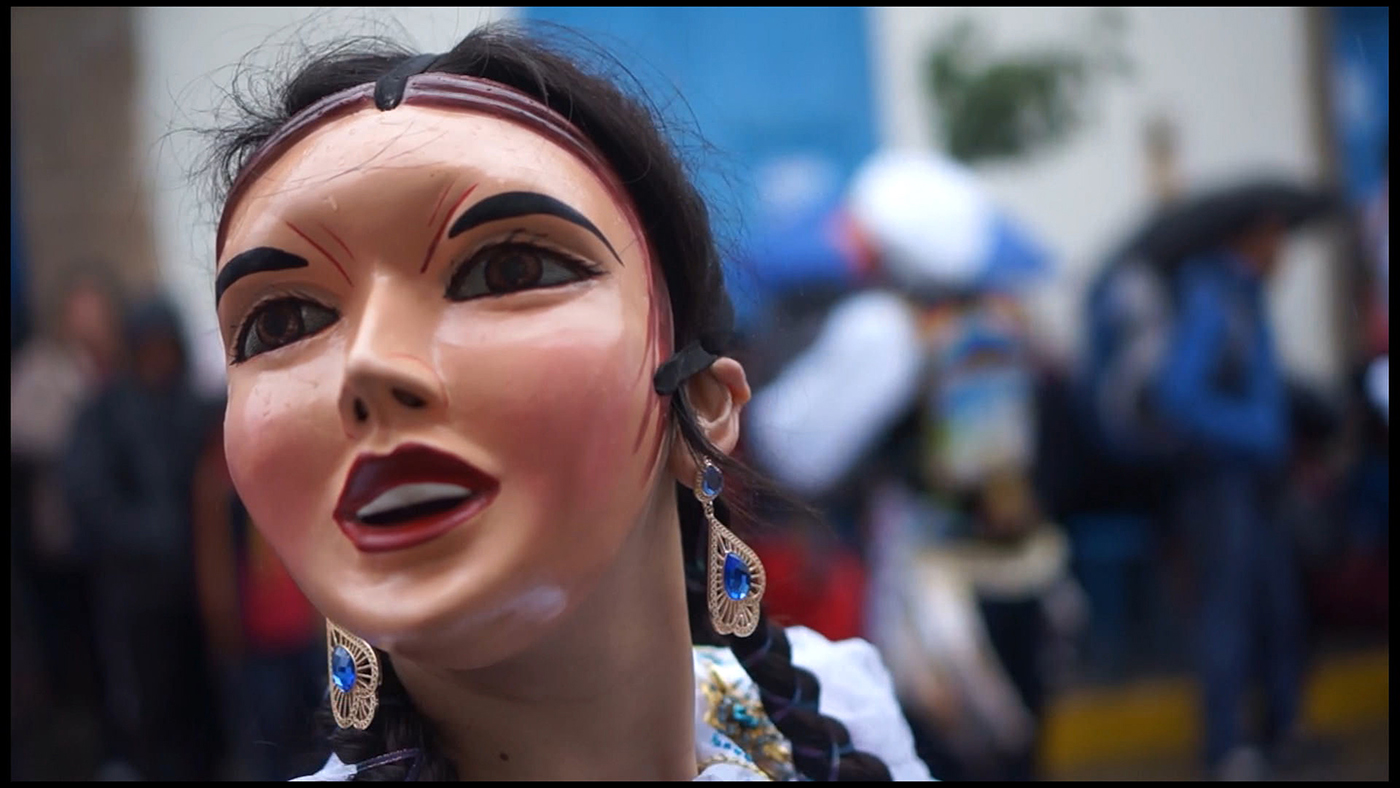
[666,357,751,484]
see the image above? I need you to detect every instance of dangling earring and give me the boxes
[327,619,381,730]
[696,458,766,638]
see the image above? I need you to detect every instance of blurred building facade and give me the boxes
[11,8,161,335]
[10,7,1372,397]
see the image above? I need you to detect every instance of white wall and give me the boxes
[869,6,1343,389]
[133,7,515,395]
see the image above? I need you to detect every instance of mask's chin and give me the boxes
[344,579,573,671]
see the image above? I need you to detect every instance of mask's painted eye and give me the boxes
[235,298,338,361]
[447,244,599,301]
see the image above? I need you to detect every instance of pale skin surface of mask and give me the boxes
[216,103,751,780]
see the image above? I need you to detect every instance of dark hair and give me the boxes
[207,22,892,782]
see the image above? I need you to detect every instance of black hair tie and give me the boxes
[653,331,731,396]
[653,342,719,396]
[374,53,441,111]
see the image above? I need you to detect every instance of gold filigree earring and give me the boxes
[696,458,766,637]
[327,620,381,730]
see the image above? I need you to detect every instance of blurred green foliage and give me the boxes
[924,8,1132,164]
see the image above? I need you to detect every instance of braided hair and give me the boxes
[209,21,893,782]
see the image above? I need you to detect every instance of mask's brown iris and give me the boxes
[483,248,544,292]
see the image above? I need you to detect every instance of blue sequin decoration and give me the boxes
[723,553,751,600]
[701,465,724,498]
[331,645,357,692]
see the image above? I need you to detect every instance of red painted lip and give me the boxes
[333,443,499,553]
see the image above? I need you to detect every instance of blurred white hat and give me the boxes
[847,149,1050,294]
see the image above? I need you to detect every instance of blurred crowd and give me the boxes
[10,278,327,781]
[730,145,1388,781]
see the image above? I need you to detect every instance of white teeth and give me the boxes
[356,483,473,519]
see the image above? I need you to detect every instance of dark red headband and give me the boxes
[216,71,630,259]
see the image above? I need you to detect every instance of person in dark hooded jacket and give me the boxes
[61,296,224,780]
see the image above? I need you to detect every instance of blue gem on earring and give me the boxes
[723,553,752,600]
[331,645,357,692]
[701,464,724,498]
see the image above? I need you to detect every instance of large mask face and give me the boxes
[216,104,673,667]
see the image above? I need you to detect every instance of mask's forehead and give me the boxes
[220,104,649,272]
[218,75,645,261]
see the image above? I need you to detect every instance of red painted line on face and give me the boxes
[633,237,669,390]
[645,263,677,471]
[634,302,657,392]
[421,184,480,274]
[320,223,357,263]
[631,250,668,452]
[284,220,352,286]
[631,382,654,455]
[426,181,454,228]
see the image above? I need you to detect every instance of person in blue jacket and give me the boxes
[1155,214,1302,780]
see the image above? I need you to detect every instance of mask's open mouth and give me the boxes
[334,444,499,552]
[355,482,476,526]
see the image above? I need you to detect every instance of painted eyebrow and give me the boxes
[447,191,622,264]
[215,247,309,306]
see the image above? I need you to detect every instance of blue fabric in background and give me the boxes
[1155,254,1288,468]
[522,7,878,331]
[1330,7,1389,202]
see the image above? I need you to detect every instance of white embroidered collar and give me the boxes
[294,627,933,782]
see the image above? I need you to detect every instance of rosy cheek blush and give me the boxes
[225,353,348,564]
[432,299,658,516]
